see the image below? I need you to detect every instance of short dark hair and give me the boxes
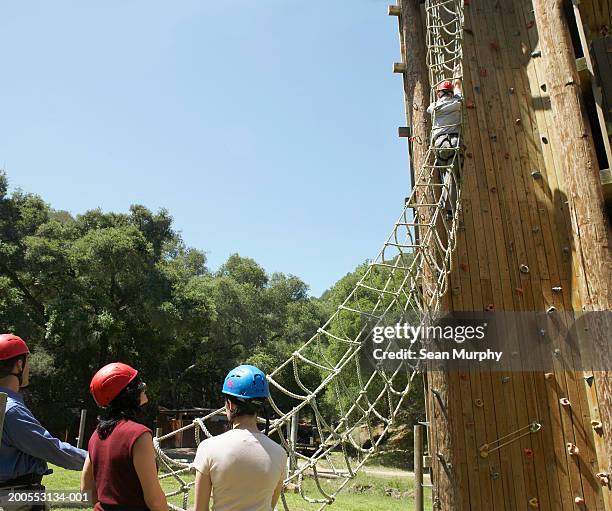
[225,395,263,418]
[0,354,26,379]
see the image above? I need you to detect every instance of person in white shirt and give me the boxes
[427,79,463,219]
[192,365,287,511]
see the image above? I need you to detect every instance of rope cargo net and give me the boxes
[154,1,464,509]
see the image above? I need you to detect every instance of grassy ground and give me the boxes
[46,463,432,511]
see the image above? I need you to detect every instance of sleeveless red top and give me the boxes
[88,419,152,511]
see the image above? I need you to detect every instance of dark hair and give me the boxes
[0,355,27,379]
[96,377,146,439]
[225,395,270,434]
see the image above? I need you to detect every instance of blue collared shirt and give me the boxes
[0,387,87,482]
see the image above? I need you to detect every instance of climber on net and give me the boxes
[427,77,463,220]
[192,364,287,511]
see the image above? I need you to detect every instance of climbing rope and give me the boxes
[155,1,465,509]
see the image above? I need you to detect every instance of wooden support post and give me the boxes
[77,409,87,449]
[533,0,612,480]
[0,392,7,447]
[389,5,401,16]
[414,424,425,511]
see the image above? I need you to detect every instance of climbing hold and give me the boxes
[504,153,510,159]
[485,303,495,311]
[502,376,511,383]
[542,136,549,144]
[526,20,535,29]
[596,472,610,486]
[547,306,556,314]
[574,496,585,506]
[479,444,489,458]
[460,262,469,272]
[515,287,524,295]
[490,469,500,480]
[531,50,542,58]
[552,286,562,293]
[531,170,542,178]
[490,133,497,141]
[567,443,579,456]
[541,83,547,91]
[591,420,603,432]
[474,85,480,92]
[524,447,534,458]
[544,372,554,380]
[466,420,475,427]
[474,398,484,408]
[512,351,519,358]
[509,87,515,94]
[559,397,571,407]
[464,0,470,5]
[452,286,461,295]
[554,348,561,356]
[528,497,539,508]
[466,152,473,159]
[539,328,546,337]
[584,374,594,386]
[515,118,522,125]
[466,98,476,109]
[513,30,521,36]
[490,41,501,51]
[479,68,487,77]
[532,225,540,233]
[520,264,530,274]
[460,372,469,381]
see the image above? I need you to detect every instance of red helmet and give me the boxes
[0,334,30,361]
[90,362,138,406]
[437,80,454,92]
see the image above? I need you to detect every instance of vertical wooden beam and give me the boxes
[76,409,87,449]
[533,0,612,479]
[414,424,425,511]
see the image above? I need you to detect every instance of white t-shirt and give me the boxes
[427,87,463,139]
[192,428,288,511]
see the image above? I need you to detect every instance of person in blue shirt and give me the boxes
[0,333,86,509]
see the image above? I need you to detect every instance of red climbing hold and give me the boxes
[485,303,495,312]
[574,497,585,506]
[460,372,469,381]
[526,20,535,29]
[466,99,476,109]
[460,262,469,272]
[464,0,470,5]
[559,397,571,407]
[479,68,487,77]
[515,287,524,295]
[544,372,554,380]
[523,448,533,458]
[490,41,500,51]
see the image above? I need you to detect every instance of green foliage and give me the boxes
[0,170,424,446]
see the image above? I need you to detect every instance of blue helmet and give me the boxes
[222,364,270,401]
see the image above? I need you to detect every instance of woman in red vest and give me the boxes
[81,362,167,511]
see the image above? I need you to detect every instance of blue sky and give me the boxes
[0,1,410,296]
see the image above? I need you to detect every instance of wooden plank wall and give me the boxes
[398,0,612,508]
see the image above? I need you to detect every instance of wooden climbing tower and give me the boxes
[392,0,612,509]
